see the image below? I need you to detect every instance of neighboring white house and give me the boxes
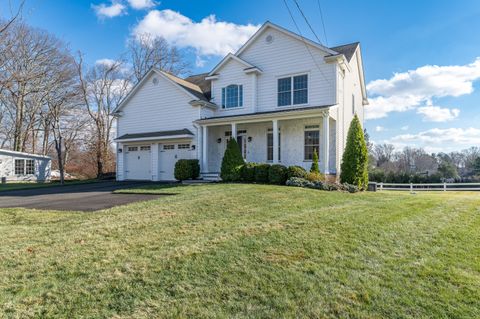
[0,149,51,182]
[113,21,368,181]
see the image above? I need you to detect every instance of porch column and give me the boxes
[322,115,329,174]
[231,122,237,140]
[272,119,279,164]
[202,125,208,173]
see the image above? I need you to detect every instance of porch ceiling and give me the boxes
[195,104,334,126]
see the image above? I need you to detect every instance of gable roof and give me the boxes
[160,71,208,101]
[184,73,211,100]
[235,21,338,57]
[208,53,260,76]
[329,42,359,62]
[0,149,51,159]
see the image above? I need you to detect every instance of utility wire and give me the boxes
[292,0,322,45]
[282,0,333,87]
[316,0,328,46]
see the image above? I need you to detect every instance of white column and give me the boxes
[231,122,237,140]
[202,125,208,173]
[322,115,329,174]
[272,119,279,164]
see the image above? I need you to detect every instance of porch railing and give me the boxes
[377,182,480,191]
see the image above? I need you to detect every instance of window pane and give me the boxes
[226,85,239,108]
[278,78,291,92]
[293,75,308,105]
[15,159,25,175]
[222,88,226,108]
[267,133,273,161]
[278,92,291,106]
[25,160,35,174]
[239,85,243,106]
[304,130,320,161]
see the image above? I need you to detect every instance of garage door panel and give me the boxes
[125,145,151,180]
[159,143,193,181]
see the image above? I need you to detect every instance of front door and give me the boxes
[236,133,247,160]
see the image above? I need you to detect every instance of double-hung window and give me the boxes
[222,84,243,108]
[14,159,35,175]
[267,128,281,161]
[277,74,308,106]
[304,125,320,161]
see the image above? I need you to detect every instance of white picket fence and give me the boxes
[377,182,480,192]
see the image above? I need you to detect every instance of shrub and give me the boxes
[287,165,308,179]
[286,177,314,188]
[174,159,200,181]
[220,138,245,182]
[254,164,271,183]
[306,172,325,182]
[268,164,288,185]
[340,115,368,189]
[342,183,360,193]
[240,162,257,182]
[310,149,320,173]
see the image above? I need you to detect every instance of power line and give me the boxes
[316,0,328,46]
[292,0,322,45]
[282,0,333,87]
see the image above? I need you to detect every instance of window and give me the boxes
[278,74,308,106]
[127,146,138,152]
[25,159,35,174]
[163,145,174,150]
[352,94,355,115]
[304,125,320,161]
[140,146,151,151]
[222,84,243,108]
[15,159,25,175]
[178,144,190,149]
[267,129,281,161]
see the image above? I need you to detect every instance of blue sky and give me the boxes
[2,0,480,152]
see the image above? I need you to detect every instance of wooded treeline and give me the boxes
[0,11,188,182]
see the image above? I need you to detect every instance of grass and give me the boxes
[0,179,99,192]
[0,184,479,318]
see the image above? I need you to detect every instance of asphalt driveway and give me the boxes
[0,181,168,212]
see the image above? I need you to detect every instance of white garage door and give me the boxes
[159,143,192,180]
[125,145,151,180]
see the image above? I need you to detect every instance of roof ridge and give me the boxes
[159,70,204,94]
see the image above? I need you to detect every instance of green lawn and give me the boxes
[1,184,479,318]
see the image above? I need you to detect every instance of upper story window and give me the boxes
[222,84,243,109]
[278,74,308,107]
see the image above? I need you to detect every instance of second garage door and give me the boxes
[158,143,192,180]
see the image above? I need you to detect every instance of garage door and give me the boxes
[125,145,151,180]
[159,143,192,180]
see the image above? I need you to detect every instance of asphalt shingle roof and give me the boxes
[329,42,359,62]
[116,129,194,140]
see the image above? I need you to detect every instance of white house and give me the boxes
[113,21,368,181]
[0,149,51,182]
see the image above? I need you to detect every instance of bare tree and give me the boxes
[127,33,190,82]
[0,0,25,35]
[77,55,131,178]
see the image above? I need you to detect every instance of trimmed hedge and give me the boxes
[286,177,360,193]
[254,164,271,183]
[221,138,245,182]
[174,159,200,181]
[287,165,308,179]
[240,162,257,182]
[269,164,288,185]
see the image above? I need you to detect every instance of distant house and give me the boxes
[0,149,51,182]
[113,21,368,181]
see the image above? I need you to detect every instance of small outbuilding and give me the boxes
[0,149,51,182]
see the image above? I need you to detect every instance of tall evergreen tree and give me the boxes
[310,149,319,173]
[220,138,245,181]
[340,115,368,189]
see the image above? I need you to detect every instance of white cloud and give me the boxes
[127,0,156,10]
[132,9,260,57]
[95,58,117,67]
[92,1,126,18]
[375,126,386,132]
[387,127,480,152]
[366,58,480,120]
[401,125,409,131]
[416,105,460,122]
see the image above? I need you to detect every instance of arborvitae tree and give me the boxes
[310,149,319,173]
[340,115,368,189]
[220,138,245,181]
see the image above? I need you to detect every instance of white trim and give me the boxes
[114,134,194,143]
[0,149,50,160]
[235,21,337,57]
[208,53,261,77]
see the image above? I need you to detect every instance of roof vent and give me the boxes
[265,34,274,44]
[152,77,159,85]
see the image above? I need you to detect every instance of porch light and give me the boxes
[248,136,253,142]
[191,145,196,150]
[217,138,222,143]
[118,148,123,153]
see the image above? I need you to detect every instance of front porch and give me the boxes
[196,108,337,179]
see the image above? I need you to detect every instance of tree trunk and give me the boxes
[55,136,64,185]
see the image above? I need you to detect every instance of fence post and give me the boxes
[410,183,413,192]
[380,182,383,191]
[444,182,447,191]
